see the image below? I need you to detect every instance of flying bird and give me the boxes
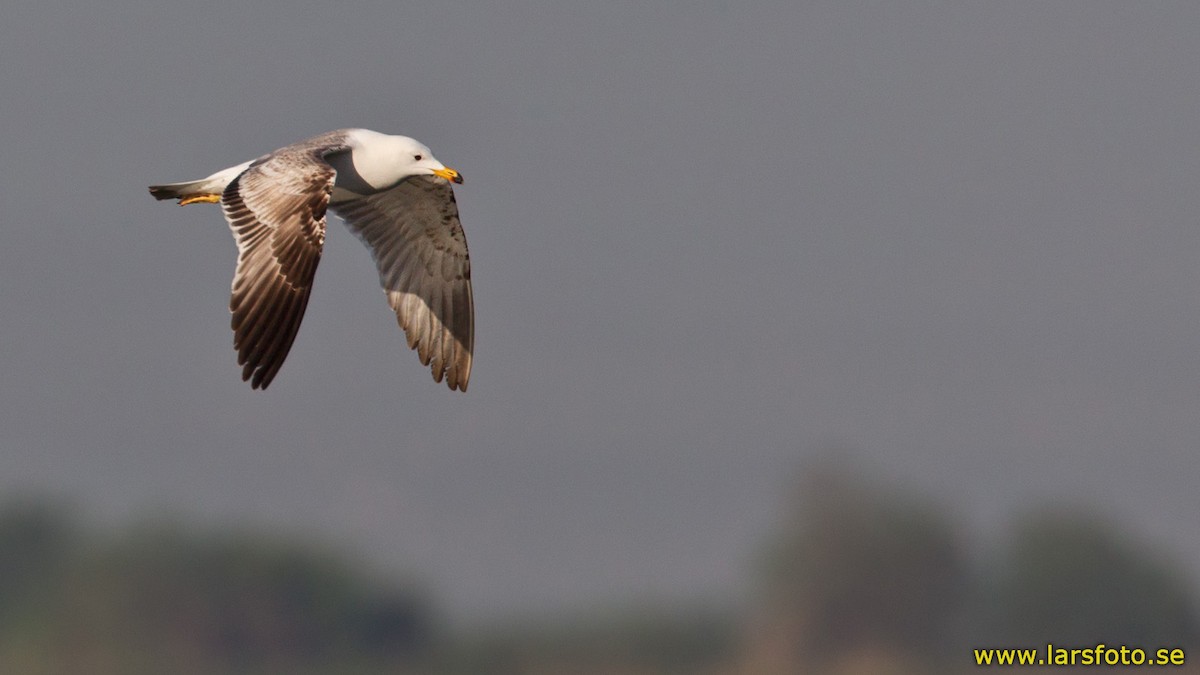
[149,128,473,391]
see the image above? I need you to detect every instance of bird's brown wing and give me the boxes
[221,146,337,389]
[332,176,474,391]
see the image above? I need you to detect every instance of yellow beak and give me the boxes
[432,167,464,184]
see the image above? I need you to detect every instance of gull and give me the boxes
[149,128,473,391]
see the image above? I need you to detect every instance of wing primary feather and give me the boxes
[331,176,474,391]
[219,139,336,389]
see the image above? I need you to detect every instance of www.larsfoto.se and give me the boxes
[974,644,1186,666]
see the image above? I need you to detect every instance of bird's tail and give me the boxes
[148,161,253,205]
[147,181,200,202]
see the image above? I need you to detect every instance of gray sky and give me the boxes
[2,1,1199,621]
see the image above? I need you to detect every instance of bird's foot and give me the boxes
[178,194,221,206]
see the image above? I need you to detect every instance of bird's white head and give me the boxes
[344,129,462,190]
[393,134,463,185]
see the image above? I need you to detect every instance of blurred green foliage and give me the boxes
[753,466,967,672]
[438,604,737,675]
[745,466,1199,674]
[0,463,1195,674]
[984,510,1197,648]
[0,502,431,674]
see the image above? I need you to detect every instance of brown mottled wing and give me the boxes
[331,176,473,391]
[220,146,337,389]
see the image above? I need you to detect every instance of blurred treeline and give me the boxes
[0,464,1195,674]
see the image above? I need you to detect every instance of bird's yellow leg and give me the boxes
[178,194,222,206]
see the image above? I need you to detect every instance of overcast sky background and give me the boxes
[2,1,1199,622]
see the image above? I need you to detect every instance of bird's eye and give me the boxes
[413,154,423,161]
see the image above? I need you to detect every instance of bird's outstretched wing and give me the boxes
[221,145,339,389]
[332,176,474,391]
